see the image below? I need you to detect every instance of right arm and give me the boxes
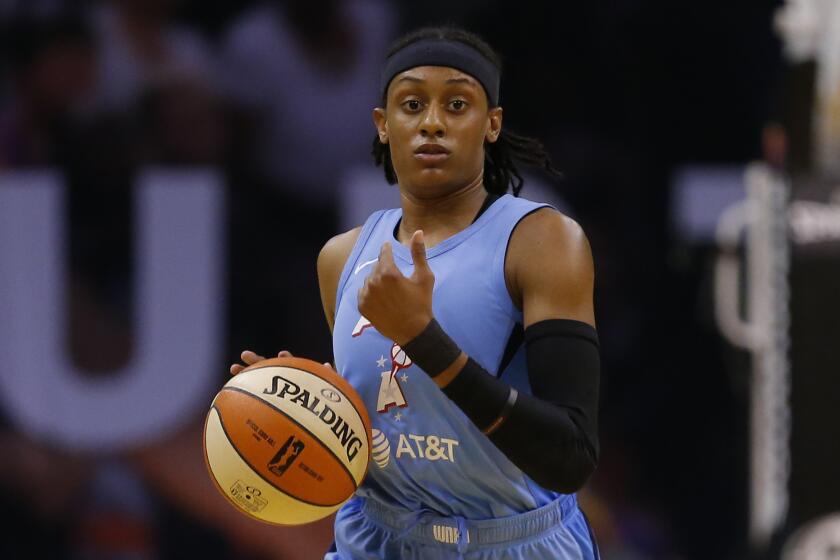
[316,227,363,335]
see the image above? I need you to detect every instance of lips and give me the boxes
[414,143,450,154]
[414,143,451,164]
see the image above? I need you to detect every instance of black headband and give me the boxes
[380,38,500,107]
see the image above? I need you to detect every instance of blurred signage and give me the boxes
[0,170,225,450]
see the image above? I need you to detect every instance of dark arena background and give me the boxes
[1,1,839,558]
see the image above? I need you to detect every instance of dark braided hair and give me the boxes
[372,26,561,197]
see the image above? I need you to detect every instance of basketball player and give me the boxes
[231,26,600,559]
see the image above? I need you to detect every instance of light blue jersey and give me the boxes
[329,194,598,559]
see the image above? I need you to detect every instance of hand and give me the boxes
[229,350,291,375]
[357,230,434,346]
[229,350,334,375]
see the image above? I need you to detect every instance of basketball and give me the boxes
[203,357,372,525]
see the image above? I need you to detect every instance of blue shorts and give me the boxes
[325,495,599,559]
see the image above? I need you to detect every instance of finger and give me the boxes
[230,364,245,376]
[357,284,368,315]
[277,350,293,358]
[377,241,399,273]
[241,350,265,365]
[410,230,431,277]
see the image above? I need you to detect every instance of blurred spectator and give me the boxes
[220,0,394,205]
[0,0,69,21]
[220,0,396,364]
[775,0,840,175]
[0,14,97,167]
[0,429,91,558]
[91,0,214,114]
[138,78,228,165]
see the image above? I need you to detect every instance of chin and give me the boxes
[404,170,459,196]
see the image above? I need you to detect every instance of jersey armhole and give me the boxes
[492,204,555,319]
[334,210,388,319]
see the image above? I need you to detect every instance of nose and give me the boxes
[420,104,445,138]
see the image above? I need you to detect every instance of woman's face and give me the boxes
[373,65,502,198]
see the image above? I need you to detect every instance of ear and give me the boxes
[486,106,503,144]
[373,107,388,144]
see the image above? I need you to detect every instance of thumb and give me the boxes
[410,230,432,278]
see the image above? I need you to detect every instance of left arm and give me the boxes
[445,208,599,493]
[358,210,600,493]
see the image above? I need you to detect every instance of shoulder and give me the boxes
[505,207,595,324]
[317,226,363,281]
[316,226,363,330]
[509,207,591,264]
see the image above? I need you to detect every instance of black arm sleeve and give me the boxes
[438,319,600,493]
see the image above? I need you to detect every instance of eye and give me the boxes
[402,99,423,112]
[449,99,468,111]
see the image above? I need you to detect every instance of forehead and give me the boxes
[389,66,482,92]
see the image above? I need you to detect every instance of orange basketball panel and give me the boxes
[203,408,339,525]
[213,388,356,507]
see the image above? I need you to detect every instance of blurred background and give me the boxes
[0,0,838,558]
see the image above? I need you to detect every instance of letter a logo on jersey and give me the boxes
[377,371,406,412]
[351,315,413,413]
[352,316,373,337]
[377,343,412,413]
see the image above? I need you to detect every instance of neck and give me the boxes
[397,175,488,246]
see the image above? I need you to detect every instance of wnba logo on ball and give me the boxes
[267,435,305,476]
